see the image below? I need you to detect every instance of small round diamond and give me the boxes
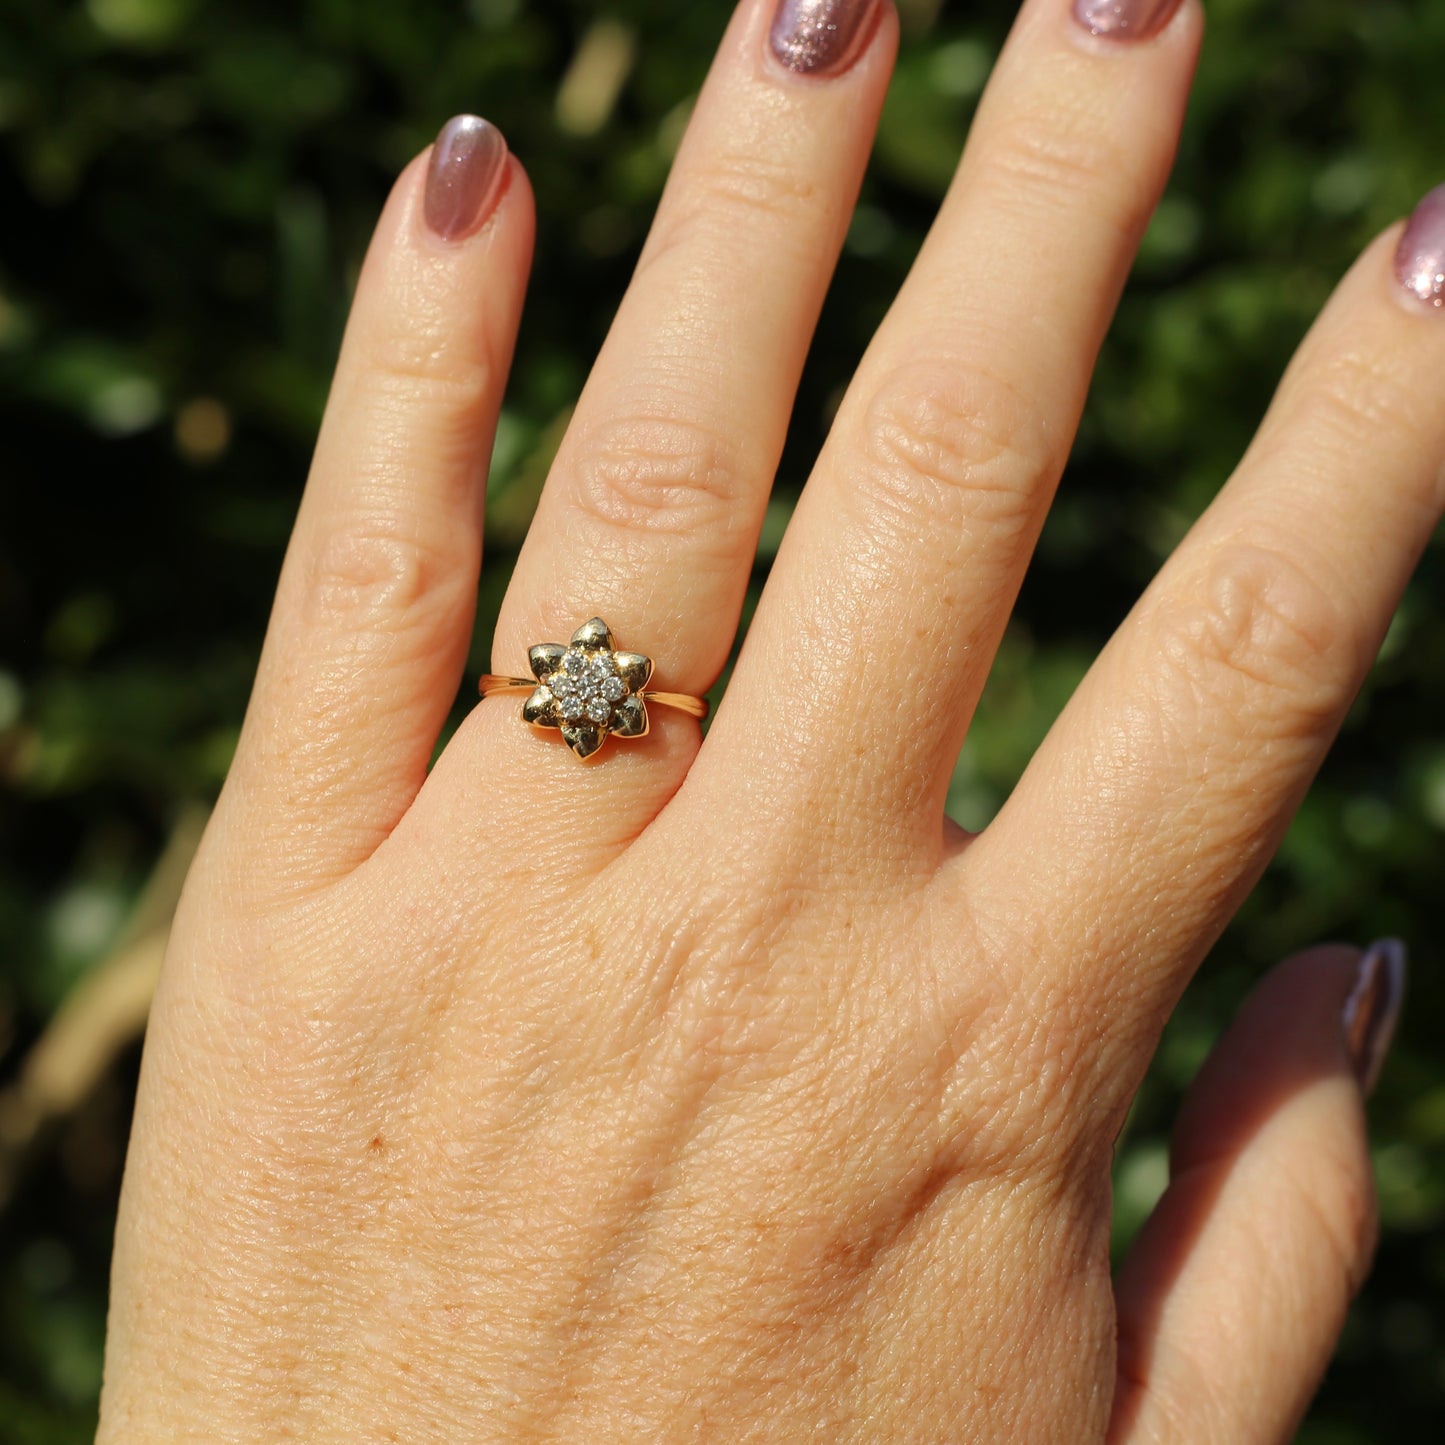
[528,632,657,746]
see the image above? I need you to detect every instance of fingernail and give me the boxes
[1395,182,1445,310]
[1342,939,1407,1097]
[769,0,881,78]
[423,114,508,243]
[1072,0,1183,41]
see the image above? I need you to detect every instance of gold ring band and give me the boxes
[478,676,708,718]
[478,617,708,760]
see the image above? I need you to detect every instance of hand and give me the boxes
[98,1,1440,1439]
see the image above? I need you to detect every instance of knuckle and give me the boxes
[1149,542,1350,736]
[641,151,820,272]
[926,921,1103,1180]
[346,338,498,482]
[1284,1141,1380,1295]
[1305,348,1432,453]
[306,520,461,629]
[982,112,1140,224]
[692,150,819,224]
[1115,1311,1234,1443]
[852,361,1052,545]
[1290,349,1445,524]
[363,320,495,408]
[566,410,746,541]
[987,993,1114,1172]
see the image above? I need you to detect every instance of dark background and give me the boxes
[3,0,1445,1438]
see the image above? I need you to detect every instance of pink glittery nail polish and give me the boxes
[423,115,508,243]
[769,0,881,78]
[1072,0,1183,41]
[1395,182,1445,310]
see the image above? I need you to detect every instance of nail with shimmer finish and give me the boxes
[1395,182,1445,310]
[770,0,881,78]
[423,115,508,242]
[1072,0,1183,41]
[1342,939,1406,1097]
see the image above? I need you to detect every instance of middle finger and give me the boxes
[488,0,896,765]
[715,0,1200,829]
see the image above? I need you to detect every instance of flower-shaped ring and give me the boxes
[479,617,708,759]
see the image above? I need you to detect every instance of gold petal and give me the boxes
[571,617,613,652]
[610,694,649,738]
[528,643,566,682]
[561,722,606,759]
[523,687,560,728]
[614,651,653,691]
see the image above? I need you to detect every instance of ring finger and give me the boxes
[446,0,896,798]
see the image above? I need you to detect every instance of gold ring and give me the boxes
[479,616,708,760]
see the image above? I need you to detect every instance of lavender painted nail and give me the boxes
[1072,0,1182,40]
[423,115,508,242]
[1395,183,1445,310]
[770,0,881,78]
[1342,939,1406,1097]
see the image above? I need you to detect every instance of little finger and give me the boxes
[1110,942,1402,1444]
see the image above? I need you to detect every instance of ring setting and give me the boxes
[479,617,708,759]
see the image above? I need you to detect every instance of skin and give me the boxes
[97,1,1443,1440]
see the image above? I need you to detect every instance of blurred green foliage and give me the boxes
[2,0,1445,1438]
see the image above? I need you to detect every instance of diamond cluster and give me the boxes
[547,647,628,725]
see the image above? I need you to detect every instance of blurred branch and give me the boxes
[0,804,208,1207]
[897,0,945,33]
[555,19,637,138]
